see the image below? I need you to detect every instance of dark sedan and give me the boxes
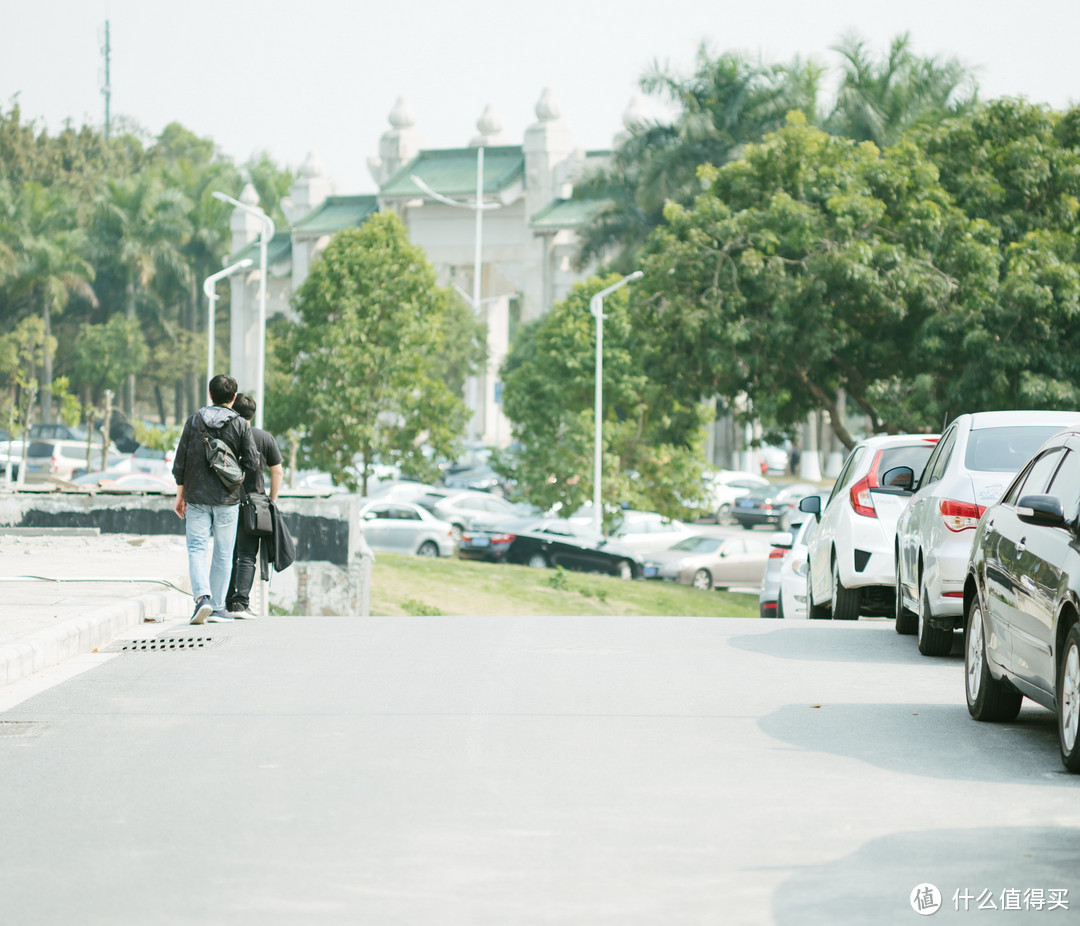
[459,517,643,579]
[964,427,1080,771]
[731,482,819,530]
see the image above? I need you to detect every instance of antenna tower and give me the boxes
[100,21,111,139]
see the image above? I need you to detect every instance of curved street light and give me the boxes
[203,258,253,392]
[213,191,275,428]
[589,271,643,536]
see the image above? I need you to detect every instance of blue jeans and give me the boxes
[185,503,240,611]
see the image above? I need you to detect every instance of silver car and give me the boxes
[644,533,771,590]
[358,499,457,557]
[895,410,1080,656]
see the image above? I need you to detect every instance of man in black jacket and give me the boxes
[172,375,260,624]
[225,393,283,618]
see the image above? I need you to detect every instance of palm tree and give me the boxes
[576,46,824,270]
[3,183,96,423]
[92,173,192,416]
[827,32,979,148]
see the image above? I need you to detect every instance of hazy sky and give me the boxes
[4,0,1078,194]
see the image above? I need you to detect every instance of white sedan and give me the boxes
[358,499,457,557]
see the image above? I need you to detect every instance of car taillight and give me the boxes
[848,450,882,519]
[939,499,985,532]
[489,533,515,544]
[768,547,787,559]
[49,456,59,473]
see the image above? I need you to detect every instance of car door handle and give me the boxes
[985,519,995,533]
[1016,538,1027,556]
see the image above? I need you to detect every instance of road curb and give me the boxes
[0,587,191,688]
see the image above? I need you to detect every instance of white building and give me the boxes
[224,88,615,446]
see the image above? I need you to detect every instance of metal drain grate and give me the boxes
[0,721,48,738]
[107,634,230,652]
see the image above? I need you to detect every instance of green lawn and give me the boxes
[369,553,761,618]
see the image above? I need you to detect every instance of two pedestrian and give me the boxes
[225,393,283,619]
[172,375,260,624]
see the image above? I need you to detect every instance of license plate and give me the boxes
[737,499,755,507]
[470,536,490,547]
[644,565,658,577]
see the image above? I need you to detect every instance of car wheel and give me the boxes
[716,503,732,525]
[526,552,548,569]
[615,560,634,581]
[691,569,712,590]
[1059,623,1080,772]
[806,563,831,620]
[740,521,756,530]
[965,596,1022,722]
[894,559,917,635]
[831,558,860,621]
[417,541,439,558]
[450,523,464,542]
[917,586,953,656]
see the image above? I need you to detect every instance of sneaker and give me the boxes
[229,606,259,620]
[190,596,213,625]
[207,609,234,623]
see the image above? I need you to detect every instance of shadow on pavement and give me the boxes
[730,623,964,664]
[773,826,1080,925]
[758,700,1073,784]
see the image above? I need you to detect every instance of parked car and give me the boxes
[895,410,1080,656]
[458,517,643,579]
[442,465,513,497]
[23,438,113,483]
[607,510,702,554]
[779,517,817,620]
[801,434,939,621]
[430,490,519,538]
[128,445,176,476]
[644,533,772,590]
[731,482,818,530]
[698,470,770,524]
[759,529,797,617]
[964,427,1080,770]
[358,499,456,557]
[366,480,442,503]
[72,471,177,492]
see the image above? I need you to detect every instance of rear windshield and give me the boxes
[879,444,936,480]
[965,425,1067,473]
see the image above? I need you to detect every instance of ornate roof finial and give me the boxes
[389,96,416,130]
[535,87,562,123]
[299,150,324,178]
[240,182,260,207]
[476,103,504,137]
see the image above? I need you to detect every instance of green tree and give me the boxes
[500,275,709,522]
[636,115,996,446]
[69,314,148,404]
[272,213,481,493]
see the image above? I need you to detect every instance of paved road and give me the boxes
[1,615,1077,925]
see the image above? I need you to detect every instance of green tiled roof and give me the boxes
[228,230,293,266]
[531,197,606,230]
[381,146,524,198]
[293,195,378,236]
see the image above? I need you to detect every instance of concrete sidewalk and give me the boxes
[0,530,193,687]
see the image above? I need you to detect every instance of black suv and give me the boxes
[965,427,1080,771]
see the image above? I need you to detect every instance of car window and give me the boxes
[1008,448,1065,501]
[922,428,957,486]
[1047,449,1080,522]
[879,443,936,479]
[828,447,866,503]
[965,425,1068,473]
[394,506,421,521]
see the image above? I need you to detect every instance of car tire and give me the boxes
[417,541,439,558]
[691,569,712,590]
[917,586,953,656]
[831,558,860,621]
[894,559,917,635]
[1058,623,1080,772]
[965,596,1022,722]
[806,564,831,620]
[716,503,732,525]
[615,560,634,581]
[526,552,548,569]
[450,523,464,542]
[740,522,755,531]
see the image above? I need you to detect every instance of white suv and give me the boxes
[802,434,939,621]
[895,410,1080,655]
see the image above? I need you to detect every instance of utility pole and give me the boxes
[100,21,111,140]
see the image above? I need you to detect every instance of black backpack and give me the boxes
[195,414,244,490]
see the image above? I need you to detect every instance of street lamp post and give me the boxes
[410,147,500,443]
[212,191,275,429]
[589,271,643,536]
[203,258,253,392]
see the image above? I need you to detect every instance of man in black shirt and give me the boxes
[226,394,284,618]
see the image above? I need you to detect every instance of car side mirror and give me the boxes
[1017,494,1067,528]
[798,495,821,520]
[880,466,915,492]
[769,531,793,550]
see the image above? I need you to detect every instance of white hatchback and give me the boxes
[895,410,1080,656]
[803,434,940,621]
